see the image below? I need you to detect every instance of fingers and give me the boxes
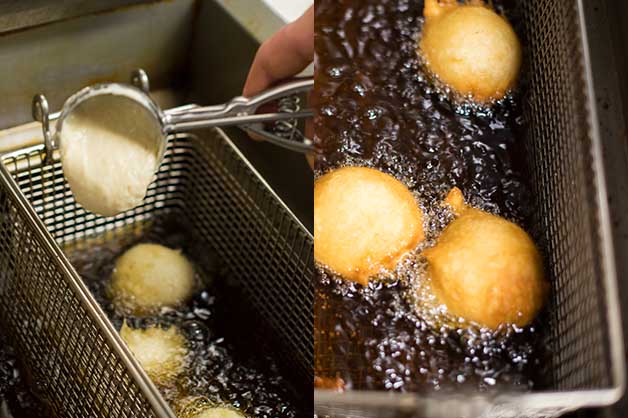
[243,5,314,97]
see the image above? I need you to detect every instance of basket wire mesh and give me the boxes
[0,128,313,417]
[314,0,625,417]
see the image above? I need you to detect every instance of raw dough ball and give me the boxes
[120,322,187,386]
[190,408,246,418]
[314,166,424,286]
[419,0,522,102]
[111,243,195,314]
[177,397,246,418]
[423,188,547,329]
[59,92,163,216]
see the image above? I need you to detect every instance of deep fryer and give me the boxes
[314,0,625,417]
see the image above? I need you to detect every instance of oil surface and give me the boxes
[314,0,549,392]
[0,337,49,417]
[66,218,299,418]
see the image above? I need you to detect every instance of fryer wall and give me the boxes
[520,0,617,391]
[314,0,625,417]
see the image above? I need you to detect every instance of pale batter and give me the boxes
[190,408,246,418]
[120,322,187,387]
[58,92,162,216]
[110,243,196,315]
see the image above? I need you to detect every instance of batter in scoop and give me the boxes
[58,92,162,216]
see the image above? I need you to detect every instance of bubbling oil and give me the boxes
[0,336,50,417]
[314,0,550,392]
[66,218,299,418]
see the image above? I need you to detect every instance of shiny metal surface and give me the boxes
[33,74,313,161]
[0,128,313,417]
[165,77,314,153]
[0,0,313,231]
[0,0,157,34]
[0,1,313,416]
[579,1,628,417]
[314,0,625,417]
[0,0,195,130]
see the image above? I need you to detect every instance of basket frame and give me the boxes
[0,127,313,417]
[313,0,625,416]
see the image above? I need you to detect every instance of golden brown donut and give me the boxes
[176,397,246,418]
[419,0,522,102]
[314,166,424,286]
[424,188,547,329]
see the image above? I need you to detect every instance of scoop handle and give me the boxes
[163,78,314,153]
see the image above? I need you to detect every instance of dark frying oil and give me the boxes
[314,0,549,392]
[66,218,298,418]
[0,337,50,417]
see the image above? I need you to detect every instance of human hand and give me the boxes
[243,5,315,168]
[243,5,314,97]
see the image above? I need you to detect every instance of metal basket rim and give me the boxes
[0,127,313,417]
[0,134,312,240]
[314,0,625,414]
[0,144,178,418]
[314,386,624,414]
[576,0,625,398]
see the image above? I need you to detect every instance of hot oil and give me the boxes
[0,338,50,417]
[314,0,550,392]
[315,206,546,392]
[66,218,298,418]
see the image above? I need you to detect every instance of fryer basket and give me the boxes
[314,0,625,417]
[0,128,313,417]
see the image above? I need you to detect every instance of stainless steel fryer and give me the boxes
[0,0,623,417]
[314,0,625,417]
[0,126,313,417]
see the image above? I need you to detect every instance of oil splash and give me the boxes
[66,217,299,418]
[314,0,550,392]
[0,335,50,417]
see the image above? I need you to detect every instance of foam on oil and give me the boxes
[66,218,300,418]
[0,335,50,416]
[314,0,550,392]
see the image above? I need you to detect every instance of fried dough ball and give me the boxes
[110,243,195,314]
[423,188,547,329]
[120,322,187,386]
[314,376,346,391]
[419,0,522,102]
[189,408,246,418]
[314,167,424,286]
[177,397,246,418]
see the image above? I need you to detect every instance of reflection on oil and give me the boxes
[67,217,299,417]
[314,0,550,392]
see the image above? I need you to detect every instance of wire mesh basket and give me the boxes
[0,127,313,417]
[314,0,624,417]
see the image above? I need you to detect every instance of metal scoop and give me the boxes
[32,69,314,165]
